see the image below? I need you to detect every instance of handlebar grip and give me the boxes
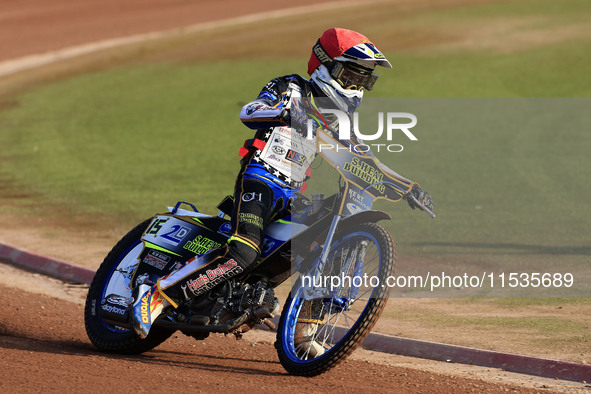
[408,195,436,218]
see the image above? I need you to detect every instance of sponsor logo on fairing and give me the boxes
[144,250,171,270]
[343,157,386,193]
[101,304,127,316]
[180,284,189,299]
[348,189,371,210]
[155,223,190,246]
[150,291,165,310]
[140,293,151,323]
[185,259,243,296]
[146,218,167,235]
[278,126,292,136]
[183,235,221,255]
[105,294,131,307]
[140,290,164,323]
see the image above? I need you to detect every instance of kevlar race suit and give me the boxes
[157,74,319,306]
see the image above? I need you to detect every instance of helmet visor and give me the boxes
[331,62,378,91]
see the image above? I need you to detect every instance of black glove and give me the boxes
[276,108,291,125]
[280,99,317,134]
[405,185,434,212]
[277,108,307,133]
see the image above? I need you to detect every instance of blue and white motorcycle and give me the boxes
[84,128,434,376]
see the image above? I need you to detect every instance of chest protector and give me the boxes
[250,82,318,189]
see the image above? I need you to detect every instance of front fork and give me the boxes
[303,215,341,300]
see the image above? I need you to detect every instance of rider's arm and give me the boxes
[240,79,289,130]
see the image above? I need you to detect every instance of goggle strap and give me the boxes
[312,39,334,69]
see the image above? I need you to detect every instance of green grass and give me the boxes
[1,0,590,282]
[379,297,591,361]
[381,41,591,97]
[0,61,287,218]
[425,314,585,334]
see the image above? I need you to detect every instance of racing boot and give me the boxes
[130,283,171,339]
[294,299,326,359]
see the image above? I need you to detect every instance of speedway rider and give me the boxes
[131,28,433,339]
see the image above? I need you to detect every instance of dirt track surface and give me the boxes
[0,0,338,61]
[0,271,554,393]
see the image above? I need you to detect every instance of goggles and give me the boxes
[331,62,378,91]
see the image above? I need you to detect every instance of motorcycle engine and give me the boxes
[231,281,280,323]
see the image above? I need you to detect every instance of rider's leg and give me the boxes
[131,177,280,338]
[158,177,277,303]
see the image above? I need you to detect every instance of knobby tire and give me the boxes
[276,222,396,376]
[84,219,172,354]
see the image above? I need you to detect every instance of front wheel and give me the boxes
[276,222,395,376]
[84,219,172,354]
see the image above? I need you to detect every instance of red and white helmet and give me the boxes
[308,28,392,113]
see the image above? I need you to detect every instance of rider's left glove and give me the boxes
[405,185,434,212]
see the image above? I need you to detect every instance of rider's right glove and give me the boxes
[278,101,313,136]
[405,185,434,212]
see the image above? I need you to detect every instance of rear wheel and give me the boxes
[276,223,395,376]
[84,219,172,354]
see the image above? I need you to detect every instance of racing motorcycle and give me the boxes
[84,127,435,376]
